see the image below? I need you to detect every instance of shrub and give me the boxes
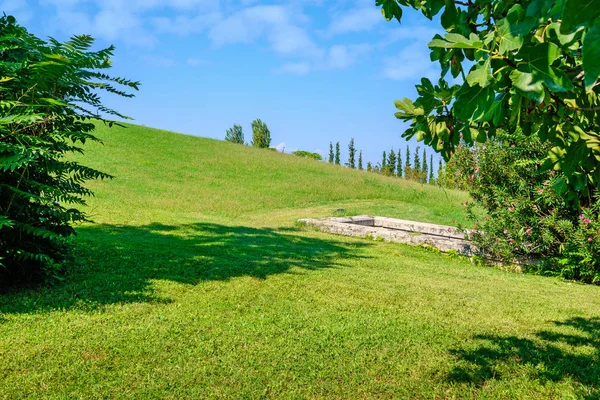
[0,16,138,285]
[292,150,323,161]
[459,132,600,284]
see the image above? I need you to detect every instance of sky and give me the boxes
[5,0,444,166]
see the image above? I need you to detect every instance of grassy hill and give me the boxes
[1,123,599,399]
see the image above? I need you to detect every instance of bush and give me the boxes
[458,132,600,284]
[292,150,323,161]
[0,16,137,285]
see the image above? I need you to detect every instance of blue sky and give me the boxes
[6,0,443,166]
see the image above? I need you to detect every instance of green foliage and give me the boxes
[225,124,244,144]
[358,150,363,170]
[414,146,421,173]
[379,0,600,205]
[347,138,356,169]
[0,16,137,284]
[329,142,334,163]
[397,150,403,178]
[405,145,411,178]
[251,119,271,148]
[367,161,373,172]
[455,131,600,284]
[422,148,428,183]
[292,150,323,161]
[335,142,341,165]
[387,149,397,176]
[429,155,434,183]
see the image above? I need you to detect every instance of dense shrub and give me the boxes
[0,16,137,285]
[292,150,323,161]
[458,132,600,284]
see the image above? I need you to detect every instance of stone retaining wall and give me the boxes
[299,215,477,255]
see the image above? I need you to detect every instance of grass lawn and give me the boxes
[1,123,599,399]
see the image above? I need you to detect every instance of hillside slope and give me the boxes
[2,123,599,399]
[75,122,469,226]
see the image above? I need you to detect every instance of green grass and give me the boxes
[1,123,599,399]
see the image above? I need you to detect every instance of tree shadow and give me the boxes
[447,317,600,397]
[0,222,368,315]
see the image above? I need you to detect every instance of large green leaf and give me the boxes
[561,0,600,32]
[394,98,424,119]
[583,24,600,90]
[466,58,492,87]
[510,68,544,103]
[428,33,483,49]
[516,43,574,93]
[453,84,495,121]
[496,5,537,54]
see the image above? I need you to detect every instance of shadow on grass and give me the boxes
[0,223,368,314]
[447,317,600,397]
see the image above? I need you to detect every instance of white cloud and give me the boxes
[278,62,311,76]
[187,57,212,66]
[382,42,438,81]
[208,5,321,58]
[278,43,372,75]
[2,0,33,22]
[274,142,286,152]
[325,6,382,36]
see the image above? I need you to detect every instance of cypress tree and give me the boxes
[437,159,444,186]
[225,124,244,144]
[397,150,403,178]
[335,142,341,165]
[414,146,421,173]
[387,149,397,176]
[328,142,334,163]
[358,151,363,170]
[422,148,428,183]
[429,155,434,183]
[382,151,387,173]
[405,145,411,179]
[347,138,356,169]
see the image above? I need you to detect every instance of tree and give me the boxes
[387,149,397,176]
[422,148,428,183]
[329,142,334,163]
[429,154,434,183]
[367,161,373,172]
[405,145,411,179]
[437,159,444,186]
[335,142,341,165]
[251,119,271,148]
[379,0,600,205]
[358,151,364,170]
[292,150,323,161]
[382,151,387,174]
[0,16,138,284]
[414,146,421,175]
[225,124,244,144]
[397,150,403,178]
[347,138,356,168]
